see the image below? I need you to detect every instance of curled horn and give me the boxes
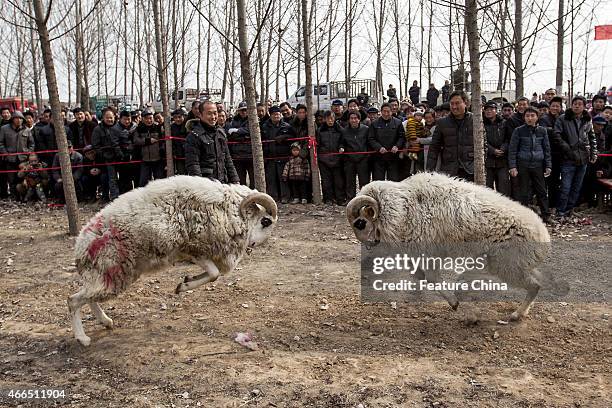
[240,192,278,220]
[346,195,379,222]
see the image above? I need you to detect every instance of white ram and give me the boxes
[346,172,556,321]
[68,176,277,346]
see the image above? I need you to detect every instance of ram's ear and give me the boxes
[239,193,278,220]
[361,206,377,220]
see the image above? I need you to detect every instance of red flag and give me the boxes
[594,25,612,40]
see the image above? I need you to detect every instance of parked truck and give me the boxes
[152,87,223,113]
[286,79,382,111]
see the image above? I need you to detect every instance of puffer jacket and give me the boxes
[539,112,562,158]
[339,124,369,163]
[112,122,136,156]
[367,116,404,160]
[426,111,474,175]
[508,124,552,169]
[68,119,96,149]
[184,121,239,183]
[316,123,343,167]
[170,122,187,159]
[261,118,294,159]
[484,115,508,168]
[134,122,164,162]
[552,109,597,165]
[227,115,252,159]
[0,123,34,163]
[92,122,122,163]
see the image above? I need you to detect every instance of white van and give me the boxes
[287,79,381,111]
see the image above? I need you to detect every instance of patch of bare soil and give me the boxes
[0,202,610,407]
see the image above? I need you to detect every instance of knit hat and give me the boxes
[269,105,281,113]
[331,99,344,106]
[119,110,131,118]
[11,110,24,120]
[593,115,607,125]
[367,107,379,113]
[290,142,301,150]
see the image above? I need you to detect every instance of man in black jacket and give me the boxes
[409,81,420,105]
[551,96,598,218]
[184,101,238,184]
[426,91,474,181]
[368,103,404,181]
[508,107,552,222]
[113,110,137,192]
[340,111,370,200]
[68,107,96,149]
[483,101,510,196]
[426,83,440,108]
[134,110,164,187]
[316,111,345,205]
[503,97,529,198]
[227,101,254,188]
[92,108,122,200]
[261,105,294,202]
[170,109,188,175]
[539,96,564,211]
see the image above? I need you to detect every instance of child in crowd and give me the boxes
[282,142,311,204]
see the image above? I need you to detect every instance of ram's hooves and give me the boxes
[76,336,91,347]
[508,311,522,321]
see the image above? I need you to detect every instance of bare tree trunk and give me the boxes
[67,48,72,106]
[205,0,212,90]
[569,0,575,97]
[373,0,386,102]
[555,0,564,95]
[32,0,80,235]
[13,9,25,109]
[497,0,507,90]
[152,0,173,176]
[448,1,453,87]
[465,0,485,185]
[113,2,121,96]
[196,2,202,91]
[75,0,83,105]
[427,0,433,86]
[171,0,179,109]
[255,0,265,103]
[582,6,594,96]
[405,0,412,92]
[419,0,424,94]
[236,0,266,191]
[264,8,274,104]
[28,0,42,110]
[275,6,283,102]
[392,0,403,99]
[123,1,128,97]
[136,12,144,106]
[514,0,524,99]
[296,1,302,87]
[344,0,354,103]
[301,0,322,204]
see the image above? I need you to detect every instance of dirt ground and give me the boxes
[0,201,610,408]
